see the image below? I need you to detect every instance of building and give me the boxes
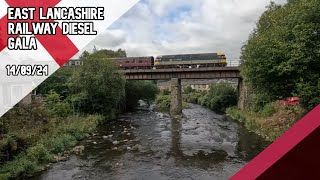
[157,79,238,92]
[63,59,83,66]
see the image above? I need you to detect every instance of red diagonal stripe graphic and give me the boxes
[0,0,79,66]
[0,15,15,51]
[231,105,320,179]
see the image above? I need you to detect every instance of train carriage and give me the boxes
[113,56,154,69]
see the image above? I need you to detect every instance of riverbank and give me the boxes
[0,102,104,179]
[226,103,306,141]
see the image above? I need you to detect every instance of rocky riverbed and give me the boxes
[33,104,269,180]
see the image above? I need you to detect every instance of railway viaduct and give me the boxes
[120,67,249,115]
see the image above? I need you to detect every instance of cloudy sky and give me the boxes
[83,0,287,61]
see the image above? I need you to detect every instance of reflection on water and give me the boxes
[33,104,269,180]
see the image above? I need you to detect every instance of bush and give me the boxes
[26,144,51,164]
[260,103,276,117]
[161,89,170,95]
[46,91,72,118]
[184,92,205,104]
[47,137,65,154]
[36,67,74,98]
[250,93,274,112]
[183,86,195,94]
[155,95,171,112]
[204,84,238,112]
[13,156,39,176]
[3,155,40,178]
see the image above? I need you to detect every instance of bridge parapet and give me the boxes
[121,67,240,80]
[226,59,242,67]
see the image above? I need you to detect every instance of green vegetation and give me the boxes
[155,84,237,113]
[155,94,171,112]
[184,84,238,112]
[226,104,306,141]
[46,91,72,118]
[36,67,75,98]
[125,81,159,110]
[183,86,196,94]
[0,99,103,179]
[241,0,320,110]
[202,84,238,112]
[184,91,206,104]
[227,0,319,141]
[0,49,159,179]
[69,52,126,116]
[155,93,189,112]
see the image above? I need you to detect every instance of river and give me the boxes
[33,103,269,180]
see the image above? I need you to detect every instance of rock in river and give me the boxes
[73,145,85,155]
[52,155,69,162]
[113,141,120,145]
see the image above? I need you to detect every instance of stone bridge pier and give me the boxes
[170,78,182,116]
[238,78,251,110]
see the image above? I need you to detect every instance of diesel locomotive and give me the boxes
[113,52,227,69]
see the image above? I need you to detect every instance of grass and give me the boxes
[226,103,307,141]
[0,115,103,179]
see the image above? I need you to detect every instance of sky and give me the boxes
[82,0,287,61]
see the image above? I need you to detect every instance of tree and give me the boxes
[125,81,159,110]
[241,0,320,110]
[79,51,90,60]
[92,48,127,58]
[69,50,126,116]
[37,67,74,98]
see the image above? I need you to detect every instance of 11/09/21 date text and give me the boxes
[6,65,49,76]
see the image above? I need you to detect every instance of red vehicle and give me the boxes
[277,97,300,105]
[113,56,154,69]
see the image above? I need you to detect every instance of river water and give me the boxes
[33,104,269,180]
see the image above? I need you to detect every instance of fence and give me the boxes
[227,59,241,67]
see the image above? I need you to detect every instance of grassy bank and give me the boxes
[226,103,306,141]
[0,102,103,179]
